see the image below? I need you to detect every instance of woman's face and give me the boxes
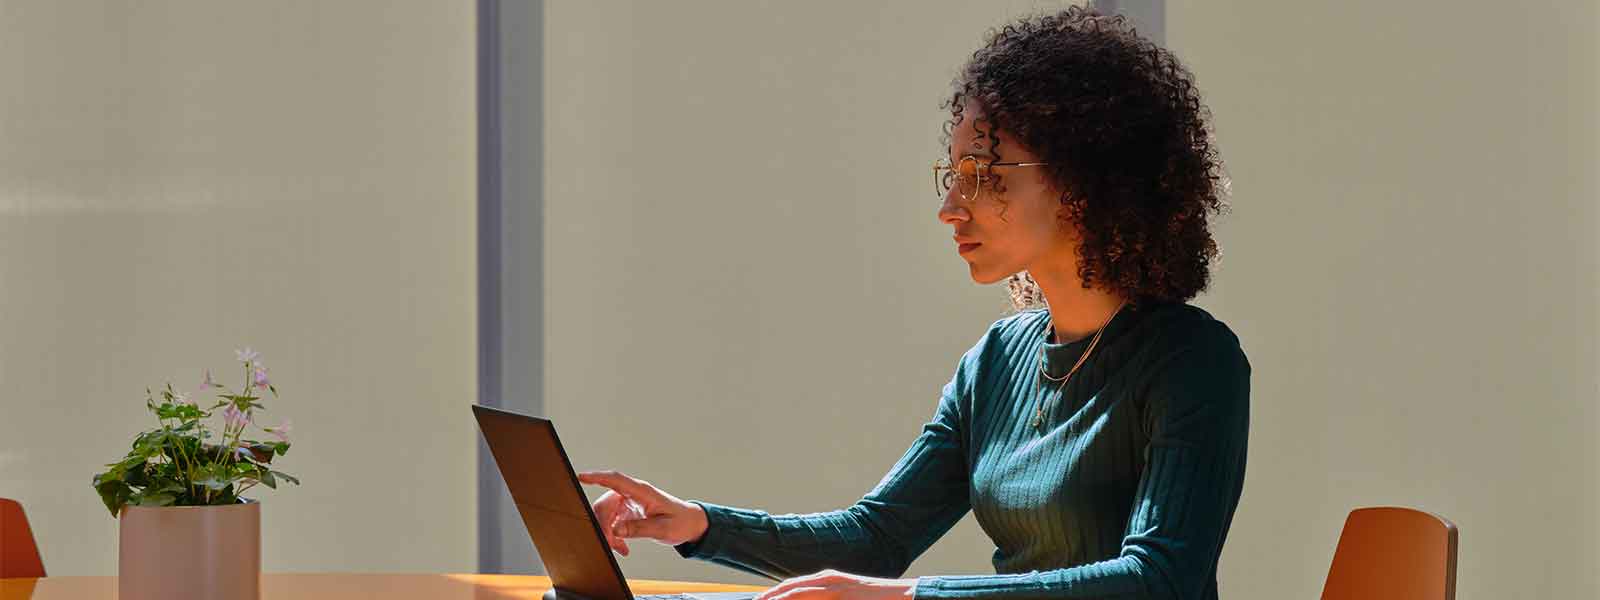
[938,101,1077,285]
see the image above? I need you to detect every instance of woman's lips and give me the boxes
[958,243,982,254]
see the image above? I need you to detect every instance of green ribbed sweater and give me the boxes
[674,302,1250,600]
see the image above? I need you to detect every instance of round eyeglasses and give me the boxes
[933,156,1049,204]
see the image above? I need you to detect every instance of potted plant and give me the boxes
[91,348,299,600]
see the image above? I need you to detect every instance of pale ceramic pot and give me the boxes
[118,499,260,600]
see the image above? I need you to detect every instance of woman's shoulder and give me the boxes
[989,307,1053,338]
[1142,302,1243,349]
[1133,301,1250,375]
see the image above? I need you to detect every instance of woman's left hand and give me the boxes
[753,570,917,600]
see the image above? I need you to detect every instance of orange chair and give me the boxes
[1320,506,1457,600]
[1,497,46,578]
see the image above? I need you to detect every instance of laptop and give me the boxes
[473,404,761,600]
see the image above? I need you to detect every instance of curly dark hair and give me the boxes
[941,6,1230,308]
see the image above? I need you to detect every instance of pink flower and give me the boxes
[264,420,292,443]
[222,404,251,430]
[253,366,270,389]
[199,369,219,391]
[235,347,260,364]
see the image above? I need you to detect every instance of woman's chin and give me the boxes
[967,264,1012,285]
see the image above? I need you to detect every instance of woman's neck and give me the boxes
[1027,266,1126,343]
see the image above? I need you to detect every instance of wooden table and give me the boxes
[0,573,769,600]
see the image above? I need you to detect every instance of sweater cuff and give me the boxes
[912,575,1020,600]
[673,500,732,560]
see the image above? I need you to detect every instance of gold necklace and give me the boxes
[1032,301,1125,431]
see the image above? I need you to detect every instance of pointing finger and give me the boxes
[609,533,631,556]
[578,471,658,501]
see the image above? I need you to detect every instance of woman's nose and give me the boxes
[938,189,971,224]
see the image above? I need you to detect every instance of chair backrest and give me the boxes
[0,497,46,578]
[1320,506,1457,600]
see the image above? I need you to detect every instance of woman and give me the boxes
[579,7,1247,600]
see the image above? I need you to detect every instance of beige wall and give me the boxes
[0,1,477,575]
[1170,1,1598,597]
[547,1,1598,599]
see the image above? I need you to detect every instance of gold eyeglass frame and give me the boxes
[933,156,1049,204]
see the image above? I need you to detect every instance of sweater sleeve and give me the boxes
[673,378,974,581]
[913,322,1251,600]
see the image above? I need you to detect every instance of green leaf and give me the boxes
[271,471,300,486]
[259,469,277,489]
[193,464,232,492]
[170,403,205,421]
[95,462,126,484]
[273,442,290,456]
[134,493,175,507]
[132,431,170,457]
[153,402,205,421]
[95,479,132,517]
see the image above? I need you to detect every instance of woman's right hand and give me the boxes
[577,470,709,557]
